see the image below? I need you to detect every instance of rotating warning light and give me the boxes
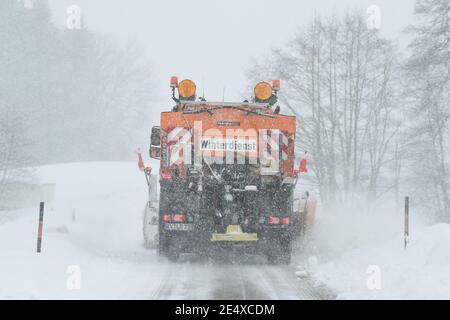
[178,79,197,99]
[170,76,178,88]
[254,81,273,101]
[272,79,280,91]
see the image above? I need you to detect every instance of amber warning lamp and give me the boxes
[178,79,197,100]
[254,81,273,102]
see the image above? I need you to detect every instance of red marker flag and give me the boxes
[299,158,308,173]
[135,149,151,173]
[136,150,145,171]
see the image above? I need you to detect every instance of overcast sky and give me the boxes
[48,0,416,105]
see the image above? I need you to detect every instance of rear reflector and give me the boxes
[173,214,186,223]
[267,216,289,225]
[268,216,278,225]
[162,213,186,223]
[160,173,172,180]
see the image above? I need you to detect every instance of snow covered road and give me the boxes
[149,262,329,300]
[0,162,330,300]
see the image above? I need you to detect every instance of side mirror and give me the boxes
[150,146,160,159]
[150,126,160,159]
[151,126,160,146]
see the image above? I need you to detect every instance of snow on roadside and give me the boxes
[0,161,169,299]
[298,207,450,299]
[4,161,449,299]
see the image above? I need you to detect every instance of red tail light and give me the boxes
[268,216,278,225]
[162,213,186,223]
[160,172,172,180]
[173,214,186,223]
[267,216,289,225]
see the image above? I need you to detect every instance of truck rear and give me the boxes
[148,78,309,264]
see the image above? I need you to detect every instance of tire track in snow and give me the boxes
[237,266,247,300]
[261,265,329,299]
[150,261,331,300]
[151,262,190,299]
[151,265,176,299]
[249,266,282,299]
[151,261,215,299]
[210,264,280,300]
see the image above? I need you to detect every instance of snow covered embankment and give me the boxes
[299,209,450,299]
[0,162,167,299]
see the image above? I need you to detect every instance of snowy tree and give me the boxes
[92,38,155,161]
[248,11,402,209]
[0,0,155,164]
[0,1,37,199]
[0,105,29,200]
[55,31,154,162]
[404,0,450,222]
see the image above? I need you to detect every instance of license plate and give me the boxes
[164,223,194,231]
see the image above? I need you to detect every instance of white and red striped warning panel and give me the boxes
[167,127,192,166]
[166,127,290,167]
[260,129,289,161]
[260,129,290,174]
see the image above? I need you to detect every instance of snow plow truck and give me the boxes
[141,77,315,264]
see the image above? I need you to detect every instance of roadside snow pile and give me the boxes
[301,210,450,299]
[0,162,169,299]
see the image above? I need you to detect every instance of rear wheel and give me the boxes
[267,251,291,265]
[266,237,292,265]
[158,183,184,262]
[143,237,153,249]
[158,233,169,256]
[167,245,180,262]
[158,233,182,262]
[143,204,158,249]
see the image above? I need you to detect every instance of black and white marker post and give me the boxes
[37,202,44,253]
[404,196,409,249]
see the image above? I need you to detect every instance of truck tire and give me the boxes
[144,237,152,249]
[144,233,158,249]
[158,233,181,262]
[158,233,169,257]
[267,251,291,265]
[143,204,158,249]
[167,245,180,262]
[266,238,292,265]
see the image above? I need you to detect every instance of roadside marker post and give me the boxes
[37,202,44,253]
[404,196,409,249]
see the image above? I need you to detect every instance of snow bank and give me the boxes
[299,207,450,299]
[0,161,170,299]
[4,161,448,299]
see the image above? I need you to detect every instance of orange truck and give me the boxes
[148,77,312,264]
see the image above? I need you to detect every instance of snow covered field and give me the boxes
[1,162,449,299]
[311,223,450,299]
[0,162,165,299]
[298,207,450,299]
